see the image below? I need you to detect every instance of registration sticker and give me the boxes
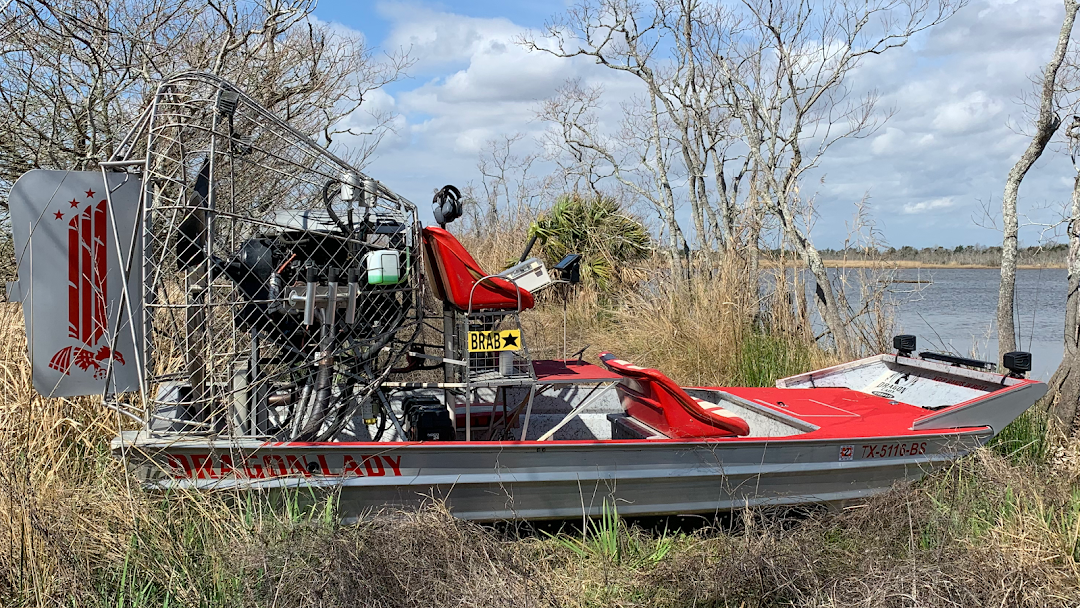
[468,329,522,352]
[839,445,854,461]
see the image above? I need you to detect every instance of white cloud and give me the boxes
[377,3,514,70]
[805,0,1075,246]
[902,197,958,214]
[931,91,1005,134]
[327,1,644,218]
[324,0,1079,247]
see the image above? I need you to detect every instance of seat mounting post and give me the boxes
[443,300,457,433]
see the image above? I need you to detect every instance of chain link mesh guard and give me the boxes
[115,73,423,441]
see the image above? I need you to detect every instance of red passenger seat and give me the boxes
[598,352,751,438]
[422,226,535,312]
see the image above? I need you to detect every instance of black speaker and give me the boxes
[1003,351,1032,376]
[893,334,916,356]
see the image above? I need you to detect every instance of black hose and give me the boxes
[312,311,419,441]
[296,313,334,441]
[372,404,388,441]
[322,179,353,234]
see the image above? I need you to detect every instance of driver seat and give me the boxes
[422,226,535,312]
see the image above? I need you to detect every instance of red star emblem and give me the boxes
[53,210,64,220]
[69,198,80,208]
[85,189,95,198]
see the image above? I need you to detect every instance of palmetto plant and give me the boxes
[528,193,651,290]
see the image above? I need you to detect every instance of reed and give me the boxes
[990,409,1054,465]
[459,222,832,386]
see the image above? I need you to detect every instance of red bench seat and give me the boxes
[598,352,751,438]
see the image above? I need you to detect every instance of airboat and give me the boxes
[8,73,1047,521]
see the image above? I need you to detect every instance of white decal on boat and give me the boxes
[862,370,919,400]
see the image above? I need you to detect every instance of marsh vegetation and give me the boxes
[0,222,1076,606]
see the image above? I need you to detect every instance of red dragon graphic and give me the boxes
[48,198,124,379]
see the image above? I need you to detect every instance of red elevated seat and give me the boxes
[598,352,751,438]
[422,226,535,312]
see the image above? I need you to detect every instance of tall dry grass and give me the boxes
[2,228,1080,605]
[0,302,253,605]
[459,224,834,387]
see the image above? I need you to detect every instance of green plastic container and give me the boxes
[366,250,400,285]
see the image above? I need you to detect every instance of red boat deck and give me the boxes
[718,386,986,440]
[529,358,996,441]
[533,359,622,383]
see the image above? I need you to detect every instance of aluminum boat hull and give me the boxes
[115,428,990,521]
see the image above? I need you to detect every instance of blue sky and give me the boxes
[313,0,1078,249]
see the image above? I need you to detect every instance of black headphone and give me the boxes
[432,185,462,227]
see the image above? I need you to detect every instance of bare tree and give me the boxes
[1049,116,1080,427]
[712,0,960,359]
[526,2,730,279]
[529,0,959,357]
[530,1,777,265]
[478,133,548,225]
[459,133,555,230]
[0,0,410,210]
[997,0,1079,366]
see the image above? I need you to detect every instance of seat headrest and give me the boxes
[598,352,653,377]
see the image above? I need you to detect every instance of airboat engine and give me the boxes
[197,204,415,441]
[128,74,424,442]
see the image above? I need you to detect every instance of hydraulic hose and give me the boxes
[322,179,353,235]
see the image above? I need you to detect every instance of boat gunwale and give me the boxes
[114,426,994,452]
[776,353,1035,389]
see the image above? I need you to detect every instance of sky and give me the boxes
[312,0,1080,249]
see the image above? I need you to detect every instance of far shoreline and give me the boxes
[824,260,1065,270]
[763,260,1066,270]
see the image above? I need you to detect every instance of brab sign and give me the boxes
[467,329,522,352]
[9,170,143,397]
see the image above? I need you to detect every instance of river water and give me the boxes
[781,267,1066,380]
[885,267,1065,381]
[801,267,1066,380]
